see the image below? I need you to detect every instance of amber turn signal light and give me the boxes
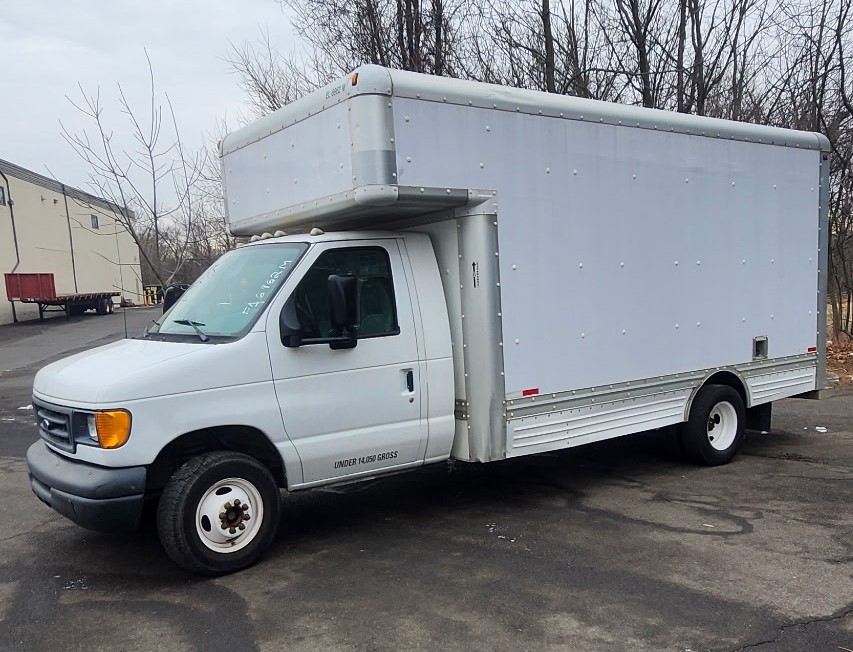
[95,410,132,449]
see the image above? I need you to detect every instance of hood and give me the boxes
[33,334,272,405]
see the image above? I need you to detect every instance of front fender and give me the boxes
[52,382,304,487]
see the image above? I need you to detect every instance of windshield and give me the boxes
[151,242,308,338]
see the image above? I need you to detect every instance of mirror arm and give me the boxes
[299,336,347,346]
[283,333,357,349]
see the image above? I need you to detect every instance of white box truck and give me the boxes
[26,65,830,575]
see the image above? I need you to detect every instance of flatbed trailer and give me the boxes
[4,273,118,322]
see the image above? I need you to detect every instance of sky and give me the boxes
[0,0,294,191]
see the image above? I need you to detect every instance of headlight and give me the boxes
[87,415,99,443]
[93,410,132,449]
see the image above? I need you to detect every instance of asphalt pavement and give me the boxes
[0,308,851,651]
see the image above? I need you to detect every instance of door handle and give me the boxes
[405,369,414,393]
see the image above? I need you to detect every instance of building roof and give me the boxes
[0,157,129,216]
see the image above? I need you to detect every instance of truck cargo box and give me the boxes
[221,65,828,462]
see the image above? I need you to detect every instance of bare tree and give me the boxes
[228,32,329,117]
[460,1,621,99]
[280,0,461,76]
[61,52,222,289]
[227,0,470,118]
[613,0,666,107]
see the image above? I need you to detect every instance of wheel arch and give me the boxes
[683,370,749,420]
[147,425,286,493]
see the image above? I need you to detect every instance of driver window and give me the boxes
[293,246,399,339]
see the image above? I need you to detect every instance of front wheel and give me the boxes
[157,451,281,575]
[679,384,746,466]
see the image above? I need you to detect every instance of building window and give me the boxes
[0,186,6,206]
[91,214,99,229]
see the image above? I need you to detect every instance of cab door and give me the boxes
[267,240,426,486]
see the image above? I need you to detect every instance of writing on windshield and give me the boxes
[153,242,307,338]
[242,259,295,316]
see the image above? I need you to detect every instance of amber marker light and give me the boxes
[95,410,132,449]
[351,72,359,86]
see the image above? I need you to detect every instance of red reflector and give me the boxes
[807,347,817,353]
[522,388,540,397]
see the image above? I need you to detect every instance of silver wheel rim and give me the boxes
[195,477,264,553]
[707,401,738,451]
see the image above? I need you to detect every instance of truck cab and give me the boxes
[28,230,455,575]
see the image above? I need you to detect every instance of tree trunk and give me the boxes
[542,0,556,93]
[433,0,444,75]
[676,0,687,112]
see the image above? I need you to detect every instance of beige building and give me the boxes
[0,158,142,325]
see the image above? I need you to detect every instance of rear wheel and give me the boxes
[96,297,110,315]
[157,451,281,575]
[680,384,745,466]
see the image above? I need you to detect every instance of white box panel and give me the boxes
[223,102,353,229]
[394,99,820,395]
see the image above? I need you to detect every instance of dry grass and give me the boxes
[827,339,853,384]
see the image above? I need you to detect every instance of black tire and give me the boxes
[680,384,745,466]
[96,298,109,315]
[157,451,281,576]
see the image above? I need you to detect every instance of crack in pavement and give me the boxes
[742,451,851,470]
[0,517,62,543]
[725,605,853,651]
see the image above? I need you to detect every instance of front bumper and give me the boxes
[27,441,146,532]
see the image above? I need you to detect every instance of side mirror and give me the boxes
[279,299,303,348]
[328,275,359,329]
[163,284,188,313]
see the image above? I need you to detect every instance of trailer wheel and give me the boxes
[157,451,281,575]
[680,384,745,466]
[96,298,110,315]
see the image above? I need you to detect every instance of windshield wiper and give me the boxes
[173,319,210,342]
[142,319,159,339]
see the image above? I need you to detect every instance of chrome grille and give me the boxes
[34,401,73,452]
